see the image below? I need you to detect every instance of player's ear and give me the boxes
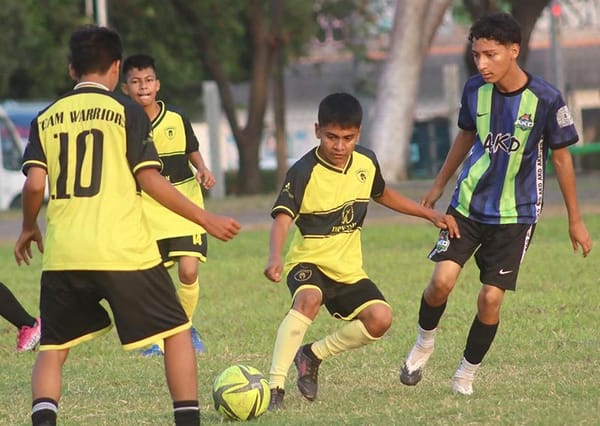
[314,123,320,138]
[120,82,128,95]
[68,64,78,81]
[156,78,161,93]
[510,42,520,59]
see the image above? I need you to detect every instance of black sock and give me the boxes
[464,316,499,364]
[418,293,447,331]
[0,281,37,329]
[31,398,58,426]
[173,400,200,426]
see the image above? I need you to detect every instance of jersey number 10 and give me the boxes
[54,129,104,199]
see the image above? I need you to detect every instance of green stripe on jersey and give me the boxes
[457,84,493,215]
[499,89,539,224]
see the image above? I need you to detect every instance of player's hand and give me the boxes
[422,185,444,208]
[430,212,460,239]
[264,258,283,282]
[569,220,592,257]
[202,212,240,241]
[14,224,44,266]
[196,167,216,190]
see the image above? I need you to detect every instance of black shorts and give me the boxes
[286,263,389,319]
[428,209,535,291]
[39,264,190,351]
[157,233,207,268]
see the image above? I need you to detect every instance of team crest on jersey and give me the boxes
[165,127,176,140]
[556,105,574,128]
[514,113,534,130]
[294,268,312,282]
[355,169,368,183]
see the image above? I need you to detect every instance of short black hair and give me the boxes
[468,12,522,45]
[318,93,362,128]
[69,25,122,78]
[122,54,157,77]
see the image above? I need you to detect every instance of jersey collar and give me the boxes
[73,81,110,91]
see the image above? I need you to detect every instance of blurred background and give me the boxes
[1,0,599,201]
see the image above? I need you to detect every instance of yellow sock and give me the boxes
[177,279,199,321]
[311,320,378,360]
[269,309,312,389]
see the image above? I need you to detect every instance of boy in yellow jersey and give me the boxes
[264,92,459,409]
[14,25,239,426]
[121,54,212,356]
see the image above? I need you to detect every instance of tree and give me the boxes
[369,0,452,182]
[0,0,87,100]
[168,0,315,194]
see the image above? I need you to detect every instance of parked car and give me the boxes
[0,105,25,210]
[1,100,49,148]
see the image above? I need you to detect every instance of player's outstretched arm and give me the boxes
[422,129,476,208]
[374,187,460,238]
[264,213,293,282]
[189,151,215,189]
[551,147,592,257]
[14,167,46,266]
[136,168,240,241]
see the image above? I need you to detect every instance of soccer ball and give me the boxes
[212,364,269,421]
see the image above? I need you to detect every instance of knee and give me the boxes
[178,268,198,285]
[425,276,454,305]
[362,304,393,338]
[478,286,504,312]
[292,290,322,319]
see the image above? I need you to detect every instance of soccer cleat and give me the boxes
[294,344,321,401]
[190,327,206,353]
[399,341,435,386]
[451,357,479,395]
[268,387,285,411]
[140,344,164,357]
[16,317,41,352]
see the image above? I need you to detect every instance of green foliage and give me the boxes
[0,0,89,99]
[0,214,598,425]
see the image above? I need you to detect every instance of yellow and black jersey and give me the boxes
[141,101,206,240]
[22,82,162,271]
[272,145,385,283]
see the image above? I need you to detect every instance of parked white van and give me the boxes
[0,105,25,210]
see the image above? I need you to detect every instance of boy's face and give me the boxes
[471,38,519,85]
[121,67,160,107]
[315,123,360,169]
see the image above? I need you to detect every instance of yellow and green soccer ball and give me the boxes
[212,365,269,421]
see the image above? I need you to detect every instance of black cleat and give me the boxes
[294,344,321,401]
[268,387,285,411]
[400,362,423,386]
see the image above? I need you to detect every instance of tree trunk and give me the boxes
[271,0,288,189]
[369,0,451,182]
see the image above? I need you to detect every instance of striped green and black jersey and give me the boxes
[452,73,579,224]
[22,82,162,271]
[272,145,385,283]
[141,101,206,240]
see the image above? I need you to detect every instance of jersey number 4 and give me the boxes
[54,129,103,199]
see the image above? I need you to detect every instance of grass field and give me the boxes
[0,213,598,425]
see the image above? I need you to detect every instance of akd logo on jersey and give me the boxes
[514,113,534,131]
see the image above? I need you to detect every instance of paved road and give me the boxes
[2,173,598,243]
